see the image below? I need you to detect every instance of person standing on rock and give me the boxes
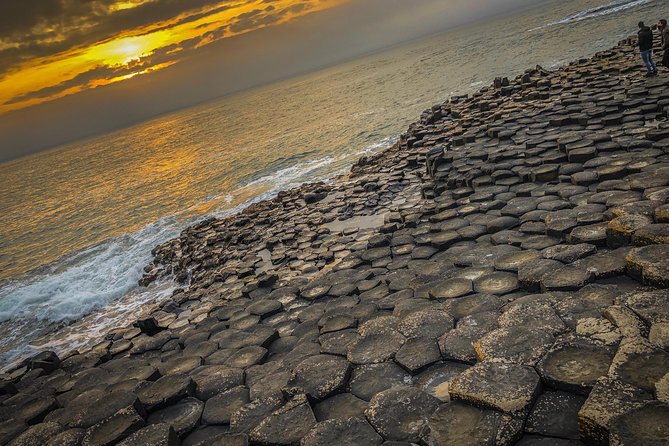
[658,19,669,70]
[638,21,657,76]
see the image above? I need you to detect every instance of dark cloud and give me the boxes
[228,5,287,33]
[0,0,64,36]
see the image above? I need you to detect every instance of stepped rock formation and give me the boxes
[2,36,669,445]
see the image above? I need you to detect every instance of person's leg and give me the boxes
[641,50,648,72]
[650,52,657,73]
[641,50,653,73]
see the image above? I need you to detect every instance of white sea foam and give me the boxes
[183,193,235,216]
[0,215,185,368]
[0,279,178,371]
[530,0,656,31]
[240,136,397,191]
[361,136,399,154]
[243,156,337,188]
[0,139,393,329]
[0,217,181,324]
[0,134,398,368]
[0,156,341,326]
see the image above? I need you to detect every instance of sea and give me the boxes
[0,0,665,369]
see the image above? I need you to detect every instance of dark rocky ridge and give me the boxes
[2,35,669,445]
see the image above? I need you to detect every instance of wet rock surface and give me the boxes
[2,36,669,445]
[421,401,524,446]
[301,417,382,446]
[365,387,441,442]
[450,362,541,413]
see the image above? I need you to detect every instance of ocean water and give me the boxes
[0,0,664,367]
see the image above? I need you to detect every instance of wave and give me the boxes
[0,156,340,327]
[0,134,398,369]
[0,279,178,371]
[0,216,182,324]
[529,0,656,31]
[243,156,337,189]
[0,215,185,369]
[241,136,398,190]
[360,135,399,154]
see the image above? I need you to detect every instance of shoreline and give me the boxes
[1,34,668,445]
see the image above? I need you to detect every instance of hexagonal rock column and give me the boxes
[312,393,367,421]
[45,429,87,446]
[146,397,203,438]
[449,362,541,414]
[229,395,284,434]
[347,329,406,365]
[607,337,669,393]
[420,401,523,446]
[191,367,244,401]
[52,390,143,430]
[474,326,555,366]
[494,250,542,272]
[414,362,470,401]
[396,309,454,339]
[578,377,651,446]
[28,351,60,374]
[568,223,608,247]
[542,243,597,263]
[117,424,179,446]
[518,259,563,291]
[606,214,653,248]
[608,401,669,446]
[136,374,195,411]
[525,391,585,440]
[249,395,317,445]
[286,354,351,401]
[5,422,64,446]
[625,245,669,288]
[301,417,383,446]
[202,387,250,425]
[82,407,145,446]
[572,250,627,280]
[473,272,520,295]
[541,265,594,291]
[427,278,474,299]
[498,301,566,335]
[537,341,615,395]
[632,223,669,245]
[347,363,412,401]
[439,325,486,364]
[624,288,669,326]
[365,387,441,442]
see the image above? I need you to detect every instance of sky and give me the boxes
[0,0,543,161]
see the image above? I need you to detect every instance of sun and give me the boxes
[0,0,349,113]
[112,42,143,65]
[90,37,152,67]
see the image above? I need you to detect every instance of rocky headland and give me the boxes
[1,35,669,446]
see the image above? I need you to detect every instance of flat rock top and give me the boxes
[3,35,669,446]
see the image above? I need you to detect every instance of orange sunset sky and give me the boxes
[0,0,537,161]
[1,0,346,114]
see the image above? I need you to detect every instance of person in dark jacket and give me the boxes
[638,21,657,76]
[659,19,669,69]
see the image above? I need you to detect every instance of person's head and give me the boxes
[659,19,667,30]
[639,21,645,29]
